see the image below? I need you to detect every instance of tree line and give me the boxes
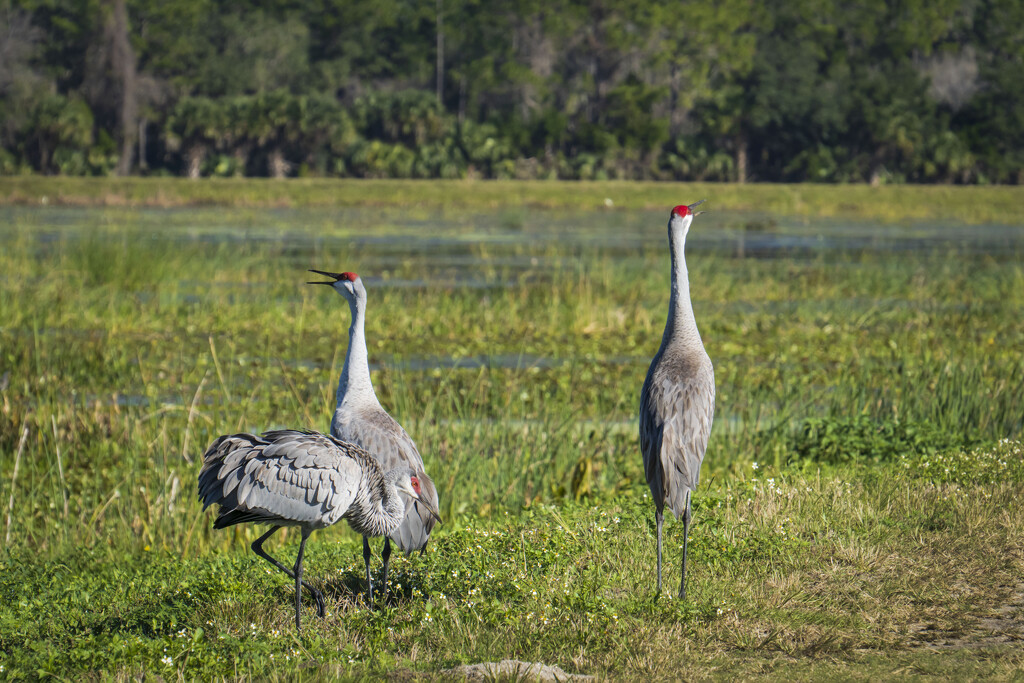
[1,0,1021,183]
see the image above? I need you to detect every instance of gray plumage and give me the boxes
[332,405,439,552]
[308,269,440,604]
[639,201,716,599]
[197,429,439,630]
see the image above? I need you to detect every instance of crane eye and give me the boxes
[410,476,421,494]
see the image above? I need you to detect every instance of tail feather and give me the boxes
[213,508,274,529]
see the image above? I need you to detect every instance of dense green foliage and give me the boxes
[1,0,1023,182]
[2,451,1024,678]
[0,185,1023,677]
[788,416,979,464]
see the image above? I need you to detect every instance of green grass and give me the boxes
[3,176,1024,224]
[0,180,1023,678]
[3,444,1024,679]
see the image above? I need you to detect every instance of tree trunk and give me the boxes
[185,145,204,179]
[736,132,748,184]
[435,0,444,105]
[110,0,137,176]
[233,144,251,177]
[137,118,147,171]
[268,148,290,179]
[669,62,682,135]
[458,75,466,125]
[38,136,51,175]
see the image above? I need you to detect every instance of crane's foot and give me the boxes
[311,588,326,618]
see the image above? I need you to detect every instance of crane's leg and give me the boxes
[252,526,325,618]
[381,537,393,598]
[293,527,311,631]
[655,508,664,596]
[679,492,691,600]
[362,535,374,607]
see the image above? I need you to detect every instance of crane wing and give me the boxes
[640,358,715,518]
[332,405,438,554]
[197,429,367,529]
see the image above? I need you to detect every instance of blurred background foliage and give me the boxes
[0,0,1022,183]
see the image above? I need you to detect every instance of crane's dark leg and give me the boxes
[293,527,311,631]
[362,535,374,607]
[381,537,393,598]
[252,526,325,618]
[655,507,664,596]
[679,493,691,600]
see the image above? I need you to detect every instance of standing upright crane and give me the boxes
[308,269,440,604]
[639,201,716,599]
[197,429,440,631]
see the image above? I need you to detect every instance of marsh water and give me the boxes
[3,201,1023,515]
[4,204,1022,381]
[4,204,1022,365]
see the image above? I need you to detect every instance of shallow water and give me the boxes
[4,205,1022,264]
[4,204,1021,384]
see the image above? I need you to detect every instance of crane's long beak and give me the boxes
[307,269,343,285]
[417,498,443,525]
[688,198,707,217]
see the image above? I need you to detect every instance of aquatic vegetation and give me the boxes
[0,185,1022,678]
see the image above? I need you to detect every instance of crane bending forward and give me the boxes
[308,270,440,605]
[639,201,716,599]
[197,429,440,631]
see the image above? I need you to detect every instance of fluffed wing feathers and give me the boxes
[197,429,368,529]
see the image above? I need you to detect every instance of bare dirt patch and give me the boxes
[910,582,1024,650]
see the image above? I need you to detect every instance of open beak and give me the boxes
[417,498,443,525]
[307,269,344,285]
[688,199,707,217]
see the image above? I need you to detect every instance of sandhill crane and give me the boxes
[308,269,440,605]
[197,429,441,630]
[639,201,715,599]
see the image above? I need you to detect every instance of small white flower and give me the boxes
[161,656,173,666]
[752,462,759,470]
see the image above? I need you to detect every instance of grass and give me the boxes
[3,176,1024,224]
[3,443,1024,678]
[0,180,1023,678]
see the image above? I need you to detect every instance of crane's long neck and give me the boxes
[336,293,376,409]
[346,469,407,537]
[662,226,702,349]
